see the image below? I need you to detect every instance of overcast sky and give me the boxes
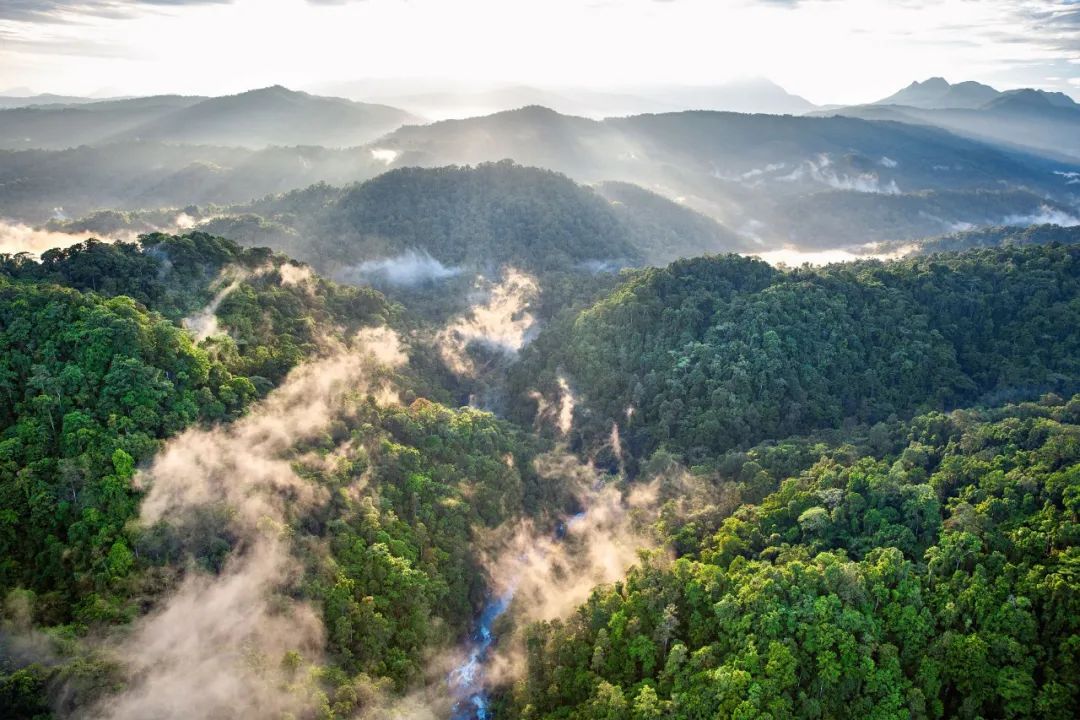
[1,0,1077,104]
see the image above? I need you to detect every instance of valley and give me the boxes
[1,4,1079,716]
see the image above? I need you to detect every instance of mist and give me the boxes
[0,221,118,256]
[5,5,1080,717]
[335,250,463,288]
[484,458,659,624]
[779,154,901,194]
[752,242,916,267]
[181,272,247,342]
[437,269,540,376]
[92,327,406,720]
[1001,205,1080,227]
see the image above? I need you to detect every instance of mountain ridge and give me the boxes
[0,86,417,150]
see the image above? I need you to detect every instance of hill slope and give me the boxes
[512,244,1080,464]
[826,79,1080,161]
[375,107,1080,245]
[511,395,1080,719]
[115,86,416,148]
[214,162,750,276]
[0,86,415,150]
[2,106,1076,249]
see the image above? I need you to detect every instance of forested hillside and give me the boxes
[0,276,256,624]
[2,233,389,383]
[220,162,747,274]
[3,107,1077,252]
[0,232,572,718]
[6,1,1080,717]
[0,233,391,625]
[898,224,1080,256]
[1,230,1079,720]
[514,245,1080,465]
[509,396,1080,719]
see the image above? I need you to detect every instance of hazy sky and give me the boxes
[1,0,1077,104]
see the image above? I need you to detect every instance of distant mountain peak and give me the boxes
[238,84,303,98]
[916,77,949,89]
[497,104,573,120]
[876,77,1000,109]
[989,88,1078,111]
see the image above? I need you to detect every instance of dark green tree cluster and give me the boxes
[906,223,1080,256]
[0,277,256,624]
[513,244,1080,465]
[0,232,389,625]
[1,233,262,319]
[211,163,748,282]
[277,161,645,273]
[298,397,566,691]
[2,232,390,386]
[510,396,1080,719]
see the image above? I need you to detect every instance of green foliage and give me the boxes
[908,223,1080,256]
[2,233,247,319]
[325,162,642,272]
[226,162,643,277]
[4,224,1080,720]
[0,232,388,624]
[511,396,1080,719]
[295,398,562,689]
[514,244,1080,464]
[0,663,52,720]
[1,232,390,386]
[0,275,255,622]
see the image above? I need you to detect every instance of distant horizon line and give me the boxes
[4,75,1078,107]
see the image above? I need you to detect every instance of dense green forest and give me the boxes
[220,162,748,278]
[1,228,1079,720]
[900,224,1080,256]
[0,232,571,718]
[0,275,255,624]
[2,18,1080,716]
[513,244,1080,466]
[0,233,393,621]
[2,233,389,382]
[508,396,1080,719]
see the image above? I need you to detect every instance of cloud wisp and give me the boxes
[436,268,540,376]
[93,327,406,720]
[0,220,123,256]
[335,249,463,288]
